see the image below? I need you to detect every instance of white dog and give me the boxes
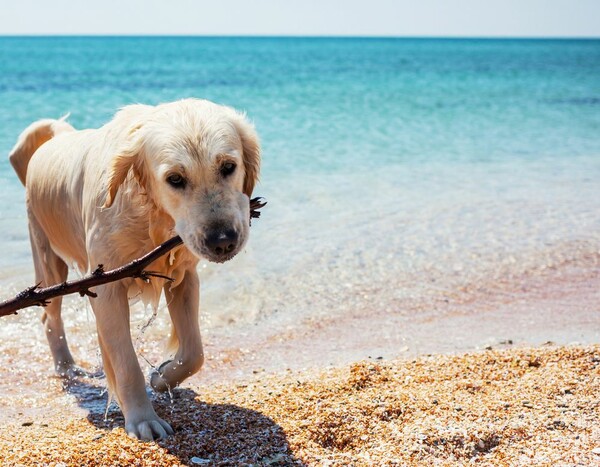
[9,99,260,440]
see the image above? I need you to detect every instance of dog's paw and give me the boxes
[125,415,174,441]
[149,356,203,393]
[150,372,169,393]
[149,360,174,393]
[56,362,88,380]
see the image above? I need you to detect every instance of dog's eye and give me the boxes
[220,162,236,177]
[166,174,186,189]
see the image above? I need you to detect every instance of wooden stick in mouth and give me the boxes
[0,197,267,318]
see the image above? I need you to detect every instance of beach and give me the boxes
[0,345,598,465]
[0,243,598,465]
[0,37,599,465]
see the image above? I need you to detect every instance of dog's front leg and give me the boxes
[151,267,204,392]
[90,282,174,440]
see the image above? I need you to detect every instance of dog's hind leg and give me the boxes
[28,213,83,378]
[150,268,204,392]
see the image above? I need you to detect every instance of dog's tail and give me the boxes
[8,115,75,186]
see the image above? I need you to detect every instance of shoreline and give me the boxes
[195,252,600,385]
[0,246,598,465]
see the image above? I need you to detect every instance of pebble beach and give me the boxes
[0,346,598,466]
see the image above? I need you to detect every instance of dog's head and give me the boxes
[103,99,260,263]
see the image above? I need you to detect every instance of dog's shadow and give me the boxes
[63,377,303,466]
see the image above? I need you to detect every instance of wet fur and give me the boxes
[8,99,260,440]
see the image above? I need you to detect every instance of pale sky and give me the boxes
[0,0,598,37]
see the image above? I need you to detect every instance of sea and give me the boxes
[0,38,599,383]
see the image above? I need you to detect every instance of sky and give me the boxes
[0,0,598,37]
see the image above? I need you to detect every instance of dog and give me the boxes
[8,99,260,440]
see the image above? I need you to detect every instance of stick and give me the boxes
[0,197,266,318]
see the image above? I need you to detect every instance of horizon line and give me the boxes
[0,34,599,40]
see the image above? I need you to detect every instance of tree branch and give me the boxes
[0,197,266,318]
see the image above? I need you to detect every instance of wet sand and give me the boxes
[0,254,598,465]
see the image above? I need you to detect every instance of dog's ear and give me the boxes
[233,115,261,197]
[103,125,146,208]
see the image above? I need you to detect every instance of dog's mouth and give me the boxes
[182,228,246,264]
[205,251,238,264]
[199,245,240,264]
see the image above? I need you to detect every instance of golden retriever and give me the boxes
[8,99,260,440]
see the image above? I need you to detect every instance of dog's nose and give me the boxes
[205,229,239,256]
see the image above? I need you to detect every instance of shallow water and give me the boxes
[0,38,599,394]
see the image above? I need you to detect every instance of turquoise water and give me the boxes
[0,37,599,328]
[1,38,599,172]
